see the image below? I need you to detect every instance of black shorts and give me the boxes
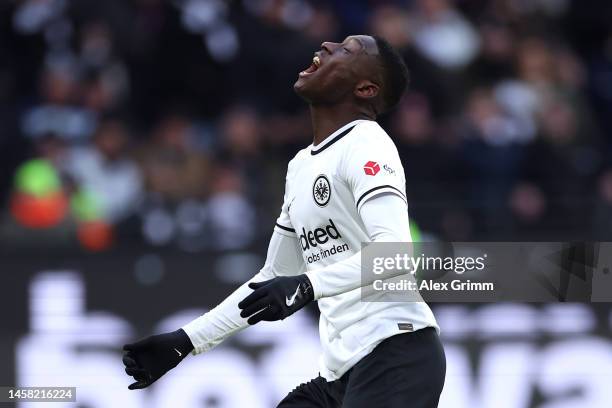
[277,327,446,408]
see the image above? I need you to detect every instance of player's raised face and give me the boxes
[294,35,382,107]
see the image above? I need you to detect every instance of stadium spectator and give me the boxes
[63,119,143,223]
[137,114,211,203]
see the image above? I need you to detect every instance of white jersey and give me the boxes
[273,119,438,380]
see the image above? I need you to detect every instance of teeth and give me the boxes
[313,56,320,67]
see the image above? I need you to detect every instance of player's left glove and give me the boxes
[238,274,314,324]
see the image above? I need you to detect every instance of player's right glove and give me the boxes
[122,329,194,390]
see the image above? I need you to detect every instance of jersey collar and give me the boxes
[310,119,370,156]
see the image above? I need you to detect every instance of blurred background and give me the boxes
[0,0,611,407]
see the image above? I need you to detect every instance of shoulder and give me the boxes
[286,147,309,177]
[343,121,400,160]
[351,119,386,136]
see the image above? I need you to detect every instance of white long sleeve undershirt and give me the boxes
[182,193,409,354]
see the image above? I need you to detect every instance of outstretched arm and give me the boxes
[182,230,304,353]
[122,229,304,389]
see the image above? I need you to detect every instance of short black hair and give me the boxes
[372,35,409,113]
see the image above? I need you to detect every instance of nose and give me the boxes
[320,42,338,53]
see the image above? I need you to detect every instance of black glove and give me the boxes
[122,329,194,390]
[238,274,314,325]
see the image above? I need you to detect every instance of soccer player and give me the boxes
[122,35,446,407]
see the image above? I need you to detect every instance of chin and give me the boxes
[293,81,312,103]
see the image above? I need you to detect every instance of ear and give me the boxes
[354,80,380,100]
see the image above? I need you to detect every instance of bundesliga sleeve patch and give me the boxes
[363,161,380,176]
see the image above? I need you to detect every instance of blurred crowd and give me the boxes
[1,0,612,251]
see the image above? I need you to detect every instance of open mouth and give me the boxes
[299,55,321,77]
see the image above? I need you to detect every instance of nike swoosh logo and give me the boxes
[174,348,182,357]
[285,285,301,307]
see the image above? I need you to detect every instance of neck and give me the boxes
[310,103,375,146]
